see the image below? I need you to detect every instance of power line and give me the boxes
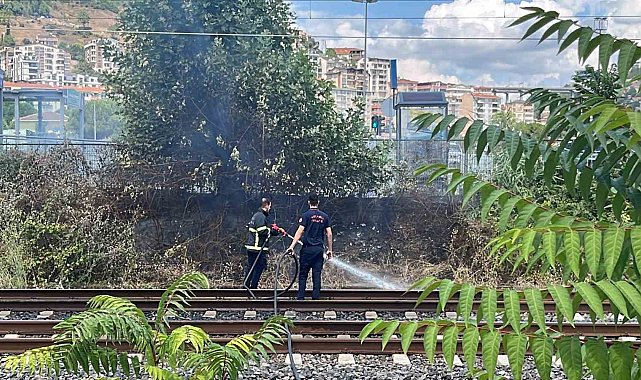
[31,14,641,20]
[19,27,641,41]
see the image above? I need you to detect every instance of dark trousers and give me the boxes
[245,249,267,289]
[297,246,324,300]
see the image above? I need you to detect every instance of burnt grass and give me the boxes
[126,192,543,289]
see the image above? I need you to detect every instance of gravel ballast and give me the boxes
[1,354,568,380]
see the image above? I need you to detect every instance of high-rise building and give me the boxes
[84,39,118,73]
[396,78,418,92]
[359,57,390,101]
[1,44,71,82]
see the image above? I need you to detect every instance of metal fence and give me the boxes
[0,135,117,168]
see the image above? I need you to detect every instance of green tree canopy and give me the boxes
[66,99,124,140]
[106,0,389,197]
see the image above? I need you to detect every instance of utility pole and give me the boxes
[352,0,378,121]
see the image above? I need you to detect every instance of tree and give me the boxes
[60,42,87,61]
[2,33,15,47]
[106,0,390,197]
[2,101,36,129]
[66,99,124,140]
[362,8,641,380]
[77,10,90,29]
[1,272,289,380]
[73,58,97,76]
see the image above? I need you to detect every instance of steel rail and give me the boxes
[0,297,603,313]
[1,319,639,337]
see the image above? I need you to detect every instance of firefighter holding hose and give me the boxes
[287,194,333,300]
[244,197,286,289]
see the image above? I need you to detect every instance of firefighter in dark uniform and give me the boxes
[287,194,333,300]
[244,198,273,289]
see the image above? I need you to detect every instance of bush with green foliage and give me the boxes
[362,8,641,380]
[0,146,141,287]
[2,272,289,380]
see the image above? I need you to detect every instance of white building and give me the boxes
[84,39,118,73]
[503,100,535,123]
[1,44,71,82]
[359,57,390,101]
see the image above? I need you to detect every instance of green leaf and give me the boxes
[514,203,538,228]
[524,288,547,331]
[564,230,581,277]
[442,324,459,369]
[464,120,484,152]
[598,34,615,70]
[573,282,604,321]
[520,15,556,41]
[504,333,527,380]
[481,329,501,379]
[531,335,554,380]
[611,342,634,380]
[381,321,400,350]
[629,111,641,137]
[462,326,480,372]
[503,290,522,332]
[585,338,609,380]
[508,9,544,27]
[558,27,583,54]
[499,197,521,231]
[414,113,442,133]
[538,20,563,44]
[548,284,575,326]
[615,281,641,318]
[632,227,641,275]
[399,322,419,354]
[556,336,583,380]
[448,117,469,140]
[438,279,460,314]
[556,19,575,43]
[476,128,489,162]
[480,189,507,220]
[596,279,629,318]
[462,181,490,207]
[434,115,456,137]
[541,230,557,267]
[486,125,503,151]
[458,284,476,322]
[585,229,603,277]
[446,173,476,194]
[480,288,498,326]
[618,41,639,84]
[577,27,594,62]
[423,323,440,363]
[604,228,625,280]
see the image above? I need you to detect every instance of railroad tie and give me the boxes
[392,354,411,366]
[202,310,217,319]
[337,353,355,365]
[0,311,10,320]
[324,310,337,319]
[37,311,54,319]
[404,311,418,320]
[284,353,302,366]
[365,311,378,320]
[243,310,257,319]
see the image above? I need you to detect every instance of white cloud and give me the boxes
[293,0,641,86]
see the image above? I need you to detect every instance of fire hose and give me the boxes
[243,223,302,380]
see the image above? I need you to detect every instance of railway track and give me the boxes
[1,288,638,355]
[0,288,604,312]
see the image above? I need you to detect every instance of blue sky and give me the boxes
[287,0,640,86]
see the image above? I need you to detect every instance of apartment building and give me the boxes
[360,57,391,101]
[84,39,118,73]
[444,84,473,117]
[396,78,418,92]
[1,44,71,82]
[503,100,535,123]
[461,92,501,124]
[35,33,59,47]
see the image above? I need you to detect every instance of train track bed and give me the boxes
[0,353,568,380]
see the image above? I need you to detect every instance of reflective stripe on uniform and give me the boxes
[245,245,269,251]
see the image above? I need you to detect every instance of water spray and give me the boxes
[325,255,404,290]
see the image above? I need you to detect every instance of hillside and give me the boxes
[5,1,119,48]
